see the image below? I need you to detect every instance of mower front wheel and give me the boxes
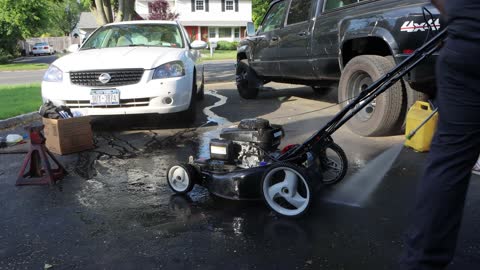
[166,164,198,194]
[261,163,313,218]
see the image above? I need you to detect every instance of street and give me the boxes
[1,78,479,269]
[0,55,57,85]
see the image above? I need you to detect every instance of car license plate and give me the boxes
[90,89,120,106]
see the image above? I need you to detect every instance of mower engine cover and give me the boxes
[220,118,283,151]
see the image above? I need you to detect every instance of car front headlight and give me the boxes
[152,61,185,80]
[43,65,63,82]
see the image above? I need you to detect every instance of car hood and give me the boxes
[53,47,186,72]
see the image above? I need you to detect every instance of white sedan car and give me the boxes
[32,42,54,56]
[42,21,207,121]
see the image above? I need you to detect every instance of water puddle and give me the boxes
[72,89,235,232]
[198,90,232,159]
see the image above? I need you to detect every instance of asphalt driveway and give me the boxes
[0,82,479,269]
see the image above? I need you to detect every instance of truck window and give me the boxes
[259,0,288,32]
[287,0,313,25]
[324,0,358,11]
[287,0,312,24]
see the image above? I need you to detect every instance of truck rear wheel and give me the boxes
[236,59,259,99]
[338,55,404,136]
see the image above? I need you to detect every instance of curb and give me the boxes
[0,112,40,130]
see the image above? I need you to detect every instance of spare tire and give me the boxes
[338,55,404,137]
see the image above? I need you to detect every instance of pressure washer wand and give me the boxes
[406,108,439,140]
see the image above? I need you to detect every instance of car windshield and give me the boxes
[81,24,184,50]
[34,43,47,46]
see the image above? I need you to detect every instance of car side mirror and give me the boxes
[246,22,256,37]
[190,40,208,50]
[67,44,80,53]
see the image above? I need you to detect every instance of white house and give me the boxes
[136,0,252,42]
[74,12,100,41]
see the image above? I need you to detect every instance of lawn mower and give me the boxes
[167,28,447,218]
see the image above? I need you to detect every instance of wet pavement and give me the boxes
[1,82,479,269]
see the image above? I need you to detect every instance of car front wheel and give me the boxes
[179,75,197,123]
[236,59,259,99]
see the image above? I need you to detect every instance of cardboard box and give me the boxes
[42,116,94,155]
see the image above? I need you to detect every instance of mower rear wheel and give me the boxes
[167,164,198,194]
[261,163,313,218]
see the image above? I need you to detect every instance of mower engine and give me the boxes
[209,119,284,168]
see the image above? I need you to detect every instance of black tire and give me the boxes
[166,164,198,194]
[338,55,404,136]
[396,82,429,131]
[311,86,333,97]
[180,76,197,123]
[236,59,259,99]
[318,142,348,185]
[261,162,314,218]
[197,68,205,100]
[406,84,429,112]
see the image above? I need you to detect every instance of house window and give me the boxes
[209,27,216,38]
[234,28,240,38]
[226,0,234,11]
[196,0,204,11]
[218,27,232,38]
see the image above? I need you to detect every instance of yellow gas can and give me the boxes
[405,101,439,152]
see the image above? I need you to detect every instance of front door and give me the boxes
[276,0,317,79]
[249,0,289,77]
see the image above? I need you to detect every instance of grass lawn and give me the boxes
[200,50,236,62]
[0,83,42,120]
[0,63,49,72]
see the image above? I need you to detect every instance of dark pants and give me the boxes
[401,39,480,269]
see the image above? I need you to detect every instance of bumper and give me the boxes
[41,71,193,116]
[33,49,51,54]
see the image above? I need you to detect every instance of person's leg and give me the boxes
[401,45,480,269]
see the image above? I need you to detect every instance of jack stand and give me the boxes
[16,125,66,186]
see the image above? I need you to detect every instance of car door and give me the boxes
[311,0,358,80]
[277,0,317,79]
[249,0,289,77]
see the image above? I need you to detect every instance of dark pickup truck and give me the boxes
[236,0,440,136]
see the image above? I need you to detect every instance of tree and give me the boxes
[81,0,138,26]
[148,0,178,20]
[252,0,271,28]
[44,0,84,36]
[0,0,57,55]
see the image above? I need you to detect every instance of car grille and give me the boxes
[70,69,144,87]
[64,98,150,108]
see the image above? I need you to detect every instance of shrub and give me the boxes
[0,49,12,64]
[215,41,239,50]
